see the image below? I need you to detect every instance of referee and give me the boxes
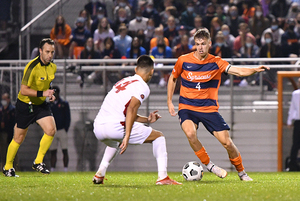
[3,38,57,177]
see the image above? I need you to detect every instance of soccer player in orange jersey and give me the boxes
[167,28,269,181]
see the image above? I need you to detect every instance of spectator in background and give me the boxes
[249,5,270,47]
[241,0,255,23]
[193,0,206,16]
[50,15,72,59]
[91,7,106,36]
[93,17,115,52]
[150,27,170,50]
[126,36,146,59]
[286,2,299,19]
[128,9,148,37]
[142,1,161,27]
[221,24,235,50]
[160,6,179,27]
[189,15,203,45]
[69,17,92,59]
[180,1,197,31]
[270,0,291,20]
[261,18,284,46]
[102,37,122,83]
[144,18,156,42]
[49,86,70,172]
[114,0,131,21]
[202,3,216,31]
[286,77,300,171]
[102,37,121,59]
[210,17,223,44]
[150,37,173,87]
[78,37,102,87]
[233,22,256,58]
[238,35,260,86]
[136,29,150,54]
[211,31,232,58]
[294,12,300,36]
[112,8,129,34]
[79,9,93,32]
[163,16,178,45]
[259,32,281,91]
[113,24,132,57]
[171,25,186,49]
[173,34,194,58]
[224,5,245,37]
[0,93,15,169]
[281,18,299,57]
[84,0,106,20]
[215,4,227,24]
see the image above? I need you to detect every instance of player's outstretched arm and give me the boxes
[167,74,178,116]
[228,65,270,77]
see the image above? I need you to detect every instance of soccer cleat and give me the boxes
[156,176,182,185]
[208,164,227,179]
[238,171,253,181]
[93,175,105,184]
[32,162,50,174]
[3,167,19,177]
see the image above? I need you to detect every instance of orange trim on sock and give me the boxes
[195,147,210,165]
[230,153,244,172]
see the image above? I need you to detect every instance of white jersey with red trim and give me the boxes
[94,74,150,124]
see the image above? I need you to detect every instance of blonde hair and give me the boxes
[194,28,211,41]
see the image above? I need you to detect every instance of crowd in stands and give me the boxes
[49,0,300,89]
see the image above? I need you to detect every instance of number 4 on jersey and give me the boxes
[196,82,201,90]
[115,80,138,93]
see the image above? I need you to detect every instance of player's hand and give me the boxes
[255,65,270,72]
[148,110,161,123]
[44,89,55,102]
[49,94,56,102]
[168,102,177,116]
[119,136,129,154]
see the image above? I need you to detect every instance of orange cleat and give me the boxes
[156,176,182,185]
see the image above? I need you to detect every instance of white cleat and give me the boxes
[208,165,227,179]
[239,171,253,181]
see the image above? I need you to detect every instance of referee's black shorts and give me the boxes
[15,99,53,129]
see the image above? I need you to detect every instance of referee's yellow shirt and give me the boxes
[18,56,57,105]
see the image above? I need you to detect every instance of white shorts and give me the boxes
[49,129,68,150]
[93,121,152,148]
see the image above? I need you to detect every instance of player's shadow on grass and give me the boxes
[91,185,152,189]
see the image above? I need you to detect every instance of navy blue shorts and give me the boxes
[178,109,230,135]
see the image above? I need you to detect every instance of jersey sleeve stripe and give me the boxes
[182,62,219,72]
[181,78,219,89]
[22,58,39,85]
[179,96,217,107]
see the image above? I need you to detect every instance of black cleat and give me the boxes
[3,167,19,177]
[32,162,50,174]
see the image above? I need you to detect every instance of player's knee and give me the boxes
[222,139,234,149]
[47,127,57,136]
[185,130,197,142]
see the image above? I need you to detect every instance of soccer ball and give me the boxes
[182,161,204,181]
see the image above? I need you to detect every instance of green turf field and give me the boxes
[1,171,299,201]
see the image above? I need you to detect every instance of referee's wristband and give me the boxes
[37,91,43,97]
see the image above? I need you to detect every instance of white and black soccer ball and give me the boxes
[182,161,204,181]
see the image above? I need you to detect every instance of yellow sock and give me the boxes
[4,140,20,170]
[35,134,54,164]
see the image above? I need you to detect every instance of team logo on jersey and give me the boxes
[140,94,145,99]
[186,72,211,81]
[40,77,45,80]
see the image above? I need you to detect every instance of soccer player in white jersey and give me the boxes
[93,55,181,185]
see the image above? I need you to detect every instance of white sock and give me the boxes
[96,146,119,177]
[153,136,168,180]
[64,167,68,172]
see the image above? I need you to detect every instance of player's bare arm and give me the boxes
[20,84,55,100]
[227,65,270,77]
[167,74,178,116]
[120,96,141,154]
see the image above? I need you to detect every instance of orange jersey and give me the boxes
[172,52,230,113]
